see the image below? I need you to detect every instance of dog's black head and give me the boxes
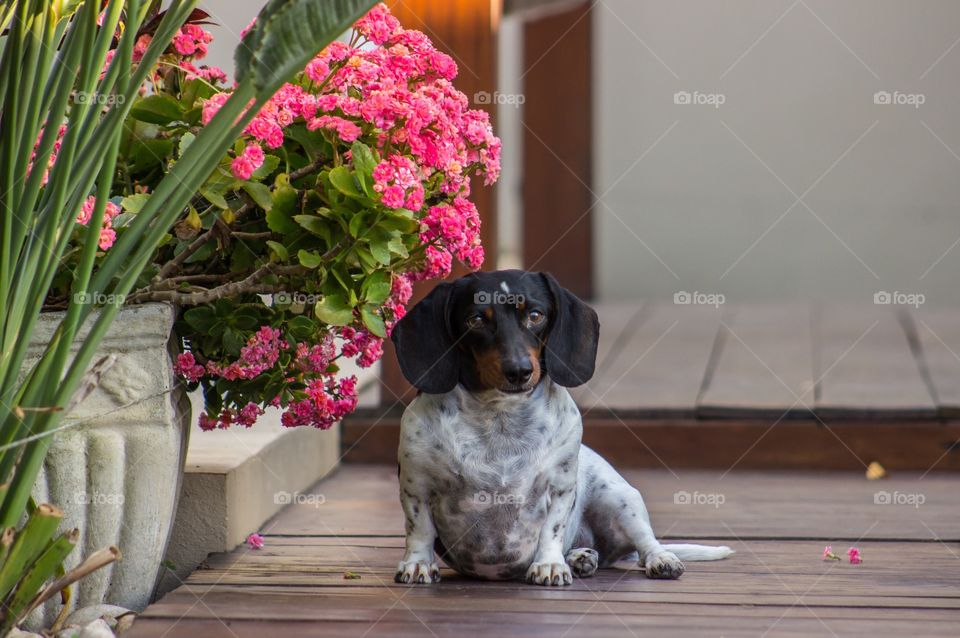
[391,270,600,394]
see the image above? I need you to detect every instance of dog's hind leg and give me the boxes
[565,547,599,578]
[578,447,686,579]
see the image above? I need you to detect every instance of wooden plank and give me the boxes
[522,2,594,297]
[576,303,721,417]
[698,305,815,417]
[128,614,960,638]
[269,465,960,541]
[133,539,960,637]
[912,307,960,417]
[814,306,936,419]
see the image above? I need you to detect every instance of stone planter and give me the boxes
[25,303,189,627]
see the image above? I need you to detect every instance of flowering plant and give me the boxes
[48,4,500,430]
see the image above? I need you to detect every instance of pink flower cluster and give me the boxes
[172,24,212,58]
[201,2,499,279]
[231,143,265,180]
[180,323,367,431]
[76,195,120,250]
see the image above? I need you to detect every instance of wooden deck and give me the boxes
[343,303,960,471]
[130,464,960,637]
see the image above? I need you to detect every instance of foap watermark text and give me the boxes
[874,291,924,307]
[674,490,725,508]
[674,291,725,307]
[674,90,725,108]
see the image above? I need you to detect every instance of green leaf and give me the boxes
[130,94,186,125]
[241,181,273,211]
[199,185,230,210]
[223,328,246,356]
[178,132,196,157]
[387,235,409,259]
[293,214,330,236]
[236,0,379,94]
[266,180,299,233]
[348,211,366,238]
[127,138,174,172]
[351,141,377,197]
[251,154,280,180]
[184,307,217,333]
[368,237,391,265]
[314,293,354,326]
[266,240,289,261]
[351,141,377,174]
[298,249,324,269]
[288,315,315,340]
[360,305,387,338]
[120,193,150,214]
[361,271,391,305]
[328,165,361,198]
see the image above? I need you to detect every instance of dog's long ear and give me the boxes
[540,272,600,387]
[391,282,460,394]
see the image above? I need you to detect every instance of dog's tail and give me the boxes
[661,543,734,561]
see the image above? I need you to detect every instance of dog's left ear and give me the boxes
[540,272,600,387]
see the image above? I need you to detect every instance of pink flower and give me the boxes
[172,24,213,59]
[231,143,265,180]
[246,533,264,550]
[76,196,121,251]
[355,3,401,45]
[307,114,362,142]
[822,545,841,561]
[174,353,206,383]
[133,34,152,62]
[847,547,862,564]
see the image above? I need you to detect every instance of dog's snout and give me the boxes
[503,358,534,386]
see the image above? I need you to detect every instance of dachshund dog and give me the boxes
[390,270,732,585]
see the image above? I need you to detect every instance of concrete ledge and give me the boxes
[157,362,378,597]
[157,410,340,595]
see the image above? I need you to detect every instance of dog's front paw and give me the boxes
[526,561,572,586]
[644,551,685,580]
[395,559,441,584]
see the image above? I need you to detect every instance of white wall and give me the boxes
[595,0,960,305]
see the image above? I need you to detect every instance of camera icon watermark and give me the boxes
[674,90,725,108]
[874,490,925,508]
[873,90,925,108]
[674,291,725,308]
[274,490,326,507]
[473,490,525,509]
[673,490,725,508]
[474,290,526,306]
[474,91,525,107]
[73,291,125,307]
[75,91,125,106]
[873,291,925,308]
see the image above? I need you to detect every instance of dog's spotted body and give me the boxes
[391,271,732,586]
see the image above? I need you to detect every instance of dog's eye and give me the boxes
[527,310,545,325]
[466,314,485,330]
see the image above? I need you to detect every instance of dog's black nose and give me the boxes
[503,360,534,386]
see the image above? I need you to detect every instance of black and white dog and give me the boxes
[390,270,732,586]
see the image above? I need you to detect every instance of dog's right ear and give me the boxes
[391,281,460,394]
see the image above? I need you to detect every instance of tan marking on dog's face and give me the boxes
[527,345,542,387]
[474,347,505,390]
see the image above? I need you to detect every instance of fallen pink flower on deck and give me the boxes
[246,533,264,550]
[822,545,841,561]
[847,547,863,564]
